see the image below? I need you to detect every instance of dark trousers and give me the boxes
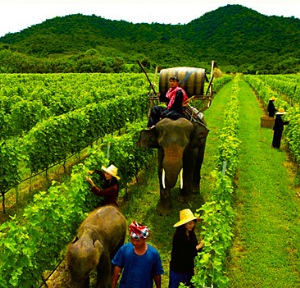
[147,106,166,127]
[272,129,283,148]
[147,106,187,127]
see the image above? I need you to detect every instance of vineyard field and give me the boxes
[0,73,299,287]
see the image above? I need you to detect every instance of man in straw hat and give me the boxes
[267,96,277,117]
[86,164,120,207]
[112,221,164,288]
[272,108,289,149]
[169,209,204,288]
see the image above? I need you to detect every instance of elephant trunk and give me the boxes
[162,145,184,188]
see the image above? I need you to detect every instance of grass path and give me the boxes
[121,78,300,287]
[225,79,300,287]
[47,77,300,287]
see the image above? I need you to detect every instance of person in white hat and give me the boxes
[86,164,120,207]
[272,108,289,149]
[169,209,204,288]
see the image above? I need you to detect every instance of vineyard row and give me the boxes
[0,120,156,287]
[244,75,300,164]
[0,92,149,212]
[192,77,240,287]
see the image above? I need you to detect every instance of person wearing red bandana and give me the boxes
[147,76,188,128]
[112,221,164,288]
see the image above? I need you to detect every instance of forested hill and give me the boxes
[0,4,299,74]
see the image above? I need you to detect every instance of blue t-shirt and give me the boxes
[112,242,164,288]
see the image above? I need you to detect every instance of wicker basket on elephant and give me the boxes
[159,67,206,98]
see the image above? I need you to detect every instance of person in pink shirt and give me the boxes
[147,76,188,128]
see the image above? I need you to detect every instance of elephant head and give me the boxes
[137,117,209,215]
[67,235,104,287]
[66,205,127,288]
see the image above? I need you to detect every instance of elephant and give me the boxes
[65,205,127,288]
[137,117,209,215]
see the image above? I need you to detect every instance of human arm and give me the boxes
[90,182,118,197]
[86,176,96,187]
[86,169,105,186]
[196,240,204,251]
[153,274,161,288]
[112,265,122,288]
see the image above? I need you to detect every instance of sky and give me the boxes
[0,0,299,37]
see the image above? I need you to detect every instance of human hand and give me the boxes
[86,176,94,186]
[196,240,204,250]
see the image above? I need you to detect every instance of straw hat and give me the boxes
[101,164,120,180]
[269,96,276,101]
[276,108,286,115]
[173,209,200,227]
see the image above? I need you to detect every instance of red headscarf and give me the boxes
[129,221,149,239]
[166,86,188,109]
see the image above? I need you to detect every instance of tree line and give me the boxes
[0,4,299,74]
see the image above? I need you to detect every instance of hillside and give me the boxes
[0,4,299,73]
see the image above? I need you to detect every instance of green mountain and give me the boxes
[0,4,299,74]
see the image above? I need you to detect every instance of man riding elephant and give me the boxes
[138,117,209,215]
[147,76,188,128]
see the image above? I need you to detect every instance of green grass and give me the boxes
[120,158,205,287]
[4,76,300,287]
[119,78,300,287]
[118,81,234,287]
[225,79,300,287]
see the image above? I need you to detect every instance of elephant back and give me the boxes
[159,67,206,98]
[79,205,127,249]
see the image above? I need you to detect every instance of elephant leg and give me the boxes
[96,252,111,288]
[157,186,172,215]
[83,277,90,288]
[192,140,206,193]
[180,150,197,198]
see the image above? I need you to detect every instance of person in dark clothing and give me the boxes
[272,108,289,149]
[267,96,277,117]
[169,209,204,288]
[147,76,188,128]
[86,164,120,207]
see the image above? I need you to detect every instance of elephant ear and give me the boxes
[93,240,104,266]
[137,128,159,148]
[189,122,209,148]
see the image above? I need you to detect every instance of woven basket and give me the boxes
[260,115,275,128]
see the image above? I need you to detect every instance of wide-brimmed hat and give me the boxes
[101,164,120,180]
[269,96,276,101]
[276,108,286,115]
[173,209,200,227]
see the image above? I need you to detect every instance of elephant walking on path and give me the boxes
[138,117,209,215]
[66,205,127,288]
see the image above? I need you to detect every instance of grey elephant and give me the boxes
[66,205,127,288]
[137,117,209,215]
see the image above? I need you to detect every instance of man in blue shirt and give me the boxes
[112,221,164,288]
